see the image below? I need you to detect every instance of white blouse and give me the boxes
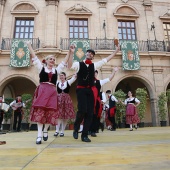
[32,56,65,74]
[57,75,76,90]
[124,97,140,105]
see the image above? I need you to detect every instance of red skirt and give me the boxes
[126,104,140,124]
[56,93,75,119]
[30,83,58,125]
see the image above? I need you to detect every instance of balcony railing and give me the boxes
[1,38,40,50]
[60,38,170,52]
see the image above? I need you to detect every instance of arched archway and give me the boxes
[0,75,37,98]
[115,76,155,126]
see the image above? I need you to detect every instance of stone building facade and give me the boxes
[0,0,170,126]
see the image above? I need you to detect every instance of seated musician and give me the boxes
[10,95,25,132]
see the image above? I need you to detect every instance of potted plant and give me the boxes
[3,98,14,131]
[114,90,126,128]
[21,94,32,131]
[136,88,148,127]
[158,92,168,127]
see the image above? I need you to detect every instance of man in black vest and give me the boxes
[0,96,4,131]
[70,46,120,142]
[106,90,118,131]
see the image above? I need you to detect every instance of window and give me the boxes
[69,19,88,39]
[14,19,34,39]
[118,21,136,40]
[163,23,170,41]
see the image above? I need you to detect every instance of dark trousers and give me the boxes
[108,114,116,130]
[0,111,3,129]
[13,111,22,131]
[74,88,94,137]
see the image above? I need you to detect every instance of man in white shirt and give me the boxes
[69,46,120,142]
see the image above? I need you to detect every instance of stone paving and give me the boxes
[0,127,170,170]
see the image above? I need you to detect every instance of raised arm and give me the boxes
[67,45,76,69]
[109,67,119,81]
[106,45,120,62]
[27,42,36,58]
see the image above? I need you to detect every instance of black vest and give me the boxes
[127,98,136,104]
[94,80,101,96]
[39,67,57,85]
[99,92,103,100]
[109,95,116,108]
[57,82,70,94]
[77,62,95,87]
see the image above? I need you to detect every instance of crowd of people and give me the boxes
[0,42,141,145]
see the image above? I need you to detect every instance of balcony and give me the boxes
[60,38,170,52]
[1,38,40,50]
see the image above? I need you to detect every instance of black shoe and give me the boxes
[54,132,59,137]
[60,133,64,137]
[88,131,91,135]
[73,131,78,139]
[135,126,138,130]
[36,137,42,144]
[81,136,91,142]
[96,130,99,133]
[91,132,97,137]
[129,129,133,131]
[43,132,48,141]
[17,129,21,132]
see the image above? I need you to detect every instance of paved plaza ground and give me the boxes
[0,127,170,170]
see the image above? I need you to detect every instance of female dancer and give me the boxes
[54,72,76,137]
[27,42,75,144]
[121,91,140,131]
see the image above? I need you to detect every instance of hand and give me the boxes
[69,44,76,54]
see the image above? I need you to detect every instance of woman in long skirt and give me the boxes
[27,42,75,144]
[54,72,76,137]
[122,91,140,131]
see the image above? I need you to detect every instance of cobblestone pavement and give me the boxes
[0,127,170,170]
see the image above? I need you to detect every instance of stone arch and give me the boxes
[112,74,155,98]
[11,1,39,14]
[0,74,38,96]
[113,4,140,17]
[164,74,170,91]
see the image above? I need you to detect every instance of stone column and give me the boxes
[97,0,107,39]
[0,0,6,41]
[44,0,59,48]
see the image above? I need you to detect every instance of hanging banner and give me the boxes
[10,39,30,67]
[70,39,90,62]
[121,40,140,70]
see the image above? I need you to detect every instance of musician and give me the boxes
[10,95,25,132]
[0,96,5,131]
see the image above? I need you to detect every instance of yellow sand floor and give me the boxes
[0,127,170,170]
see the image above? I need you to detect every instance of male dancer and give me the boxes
[0,96,4,131]
[69,46,120,142]
[90,68,119,137]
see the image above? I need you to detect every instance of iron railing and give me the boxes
[1,38,40,50]
[60,38,170,52]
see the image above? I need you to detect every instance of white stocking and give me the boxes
[61,119,67,134]
[134,124,137,128]
[43,124,50,137]
[130,124,133,129]
[37,122,43,142]
[79,125,83,132]
[56,119,62,133]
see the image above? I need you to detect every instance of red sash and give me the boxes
[109,107,116,117]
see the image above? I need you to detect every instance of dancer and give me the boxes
[27,42,75,144]
[105,90,118,131]
[0,96,4,131]
[121,91,140,131]
[10,95,25,132]
[54,72,76,137]
[69,45,120,142]
[89,67,118,137]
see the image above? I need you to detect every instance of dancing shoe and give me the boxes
[129,129,133,131]
[54,132,59,137]
[81,136,91,142]
[73,131,78,139]
[60,133,64,137]
[135,126,138,130]
[91,132,97,137]
[36,137,42,144]
[43,132,48,141]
